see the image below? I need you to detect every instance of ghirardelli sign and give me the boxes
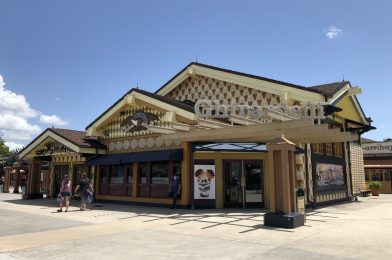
[120,111,159,133]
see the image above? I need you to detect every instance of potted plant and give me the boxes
[368,181,382,196]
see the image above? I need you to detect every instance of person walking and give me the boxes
[74,172,93,211]
[169,176,181,209]
[57,175,71,212]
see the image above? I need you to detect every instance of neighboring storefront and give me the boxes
[18,128,106,198]
[19,62,373,210]
[362,139,392,194]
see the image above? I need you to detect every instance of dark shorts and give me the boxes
[80,191,87,203]
[61,192,71,197]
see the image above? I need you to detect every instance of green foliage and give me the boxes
[368,181,382,190]
[0,137,11,156]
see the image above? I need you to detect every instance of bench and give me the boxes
[359,189,371,197]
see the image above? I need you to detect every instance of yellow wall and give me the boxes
[335,96,364,124]
[193,152,269,208]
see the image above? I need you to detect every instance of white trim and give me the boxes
[157,64,325,103]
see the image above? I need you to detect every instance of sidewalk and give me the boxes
[1,193,392,259]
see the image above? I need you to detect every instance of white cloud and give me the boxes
[39,114,68,126]
[324,26,342,39]
[0,74,68,145]
[4,141,24,151]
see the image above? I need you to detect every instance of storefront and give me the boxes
[363,140,392,194]
[81,62,373,209]
[18,62,373,213]
[18,128,106,198]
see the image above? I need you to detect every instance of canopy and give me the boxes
[86,149,183,166]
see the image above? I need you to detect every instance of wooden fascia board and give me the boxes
[133,92,196,121]
[192,65,325,102]
[350,95,369,125]
[156,69,190,96]
[79,148,107,155]
[86,98,128,136]
[329,84,351,104]
[19,132,81,159]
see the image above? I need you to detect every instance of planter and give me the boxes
[371,189,380,196]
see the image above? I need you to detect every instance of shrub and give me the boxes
[368,181,382,190]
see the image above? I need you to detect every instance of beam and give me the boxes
[163,119,315,142]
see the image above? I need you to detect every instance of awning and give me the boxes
[86,149,183,166]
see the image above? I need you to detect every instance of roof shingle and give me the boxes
[309,81,349,97]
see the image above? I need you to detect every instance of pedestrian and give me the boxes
[57,175,71,212]
[20,174,27,187]
[74,172,94,211]
[168,176,181,209]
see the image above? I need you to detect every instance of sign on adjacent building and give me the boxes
[363,141,392,155]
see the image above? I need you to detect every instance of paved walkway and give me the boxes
[0,193,391,259]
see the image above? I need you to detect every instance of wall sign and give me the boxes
[194,165,216,199]
[120,111,159,133]
[194,99,326,121]
[363,141,392,155]
[316,163,344,188]
[35,141,72,156]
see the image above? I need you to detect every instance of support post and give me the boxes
[264,137,305,229]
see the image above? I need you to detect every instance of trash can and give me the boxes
[22,186,27,199]
[296,188,305,215]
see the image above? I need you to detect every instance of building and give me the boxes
[19,62,373,211]
[362,139,392,194]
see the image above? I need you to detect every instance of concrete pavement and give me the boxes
[0,193,391,259]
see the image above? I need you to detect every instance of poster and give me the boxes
[316,163,344,188]
[194,165,216,199]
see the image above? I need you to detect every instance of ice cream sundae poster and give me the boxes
[194,165,216,200]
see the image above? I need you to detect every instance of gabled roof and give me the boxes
[135,89,193,113]
[18,128,106,159]
[49,128,106,149]
[309,81,349,98]
[155,62,324,96]
[85,88,196,134]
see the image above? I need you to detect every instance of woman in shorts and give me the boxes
[58,175,71,212]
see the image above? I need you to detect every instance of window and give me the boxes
[334,142,343,157]
[313,144,324,154]
[139,163,148,184]
[110,165,125,184]
[365,172,370,181]
[151,162,169,184]
[384,169,391,181]
[127,166,133,184]
[372,172,383,181]
[99,166,107,184]
[325,143,333,156]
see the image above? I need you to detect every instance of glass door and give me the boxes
[224,161,242,207]
[224,160,264,208]
[244,161,263,207]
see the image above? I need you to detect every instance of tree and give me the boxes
[0,137,11,157]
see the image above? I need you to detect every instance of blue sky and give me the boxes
[0,0,391,150]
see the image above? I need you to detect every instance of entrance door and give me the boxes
[244,161,263,207]
[224,160,263,208]
[224,161,242,207]
[53,165,69,195]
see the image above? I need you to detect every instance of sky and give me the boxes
[0,0,391,150]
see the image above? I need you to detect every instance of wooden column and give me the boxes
[181,141,192,206]
[266,137,297,214]
[132,163,138,197]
